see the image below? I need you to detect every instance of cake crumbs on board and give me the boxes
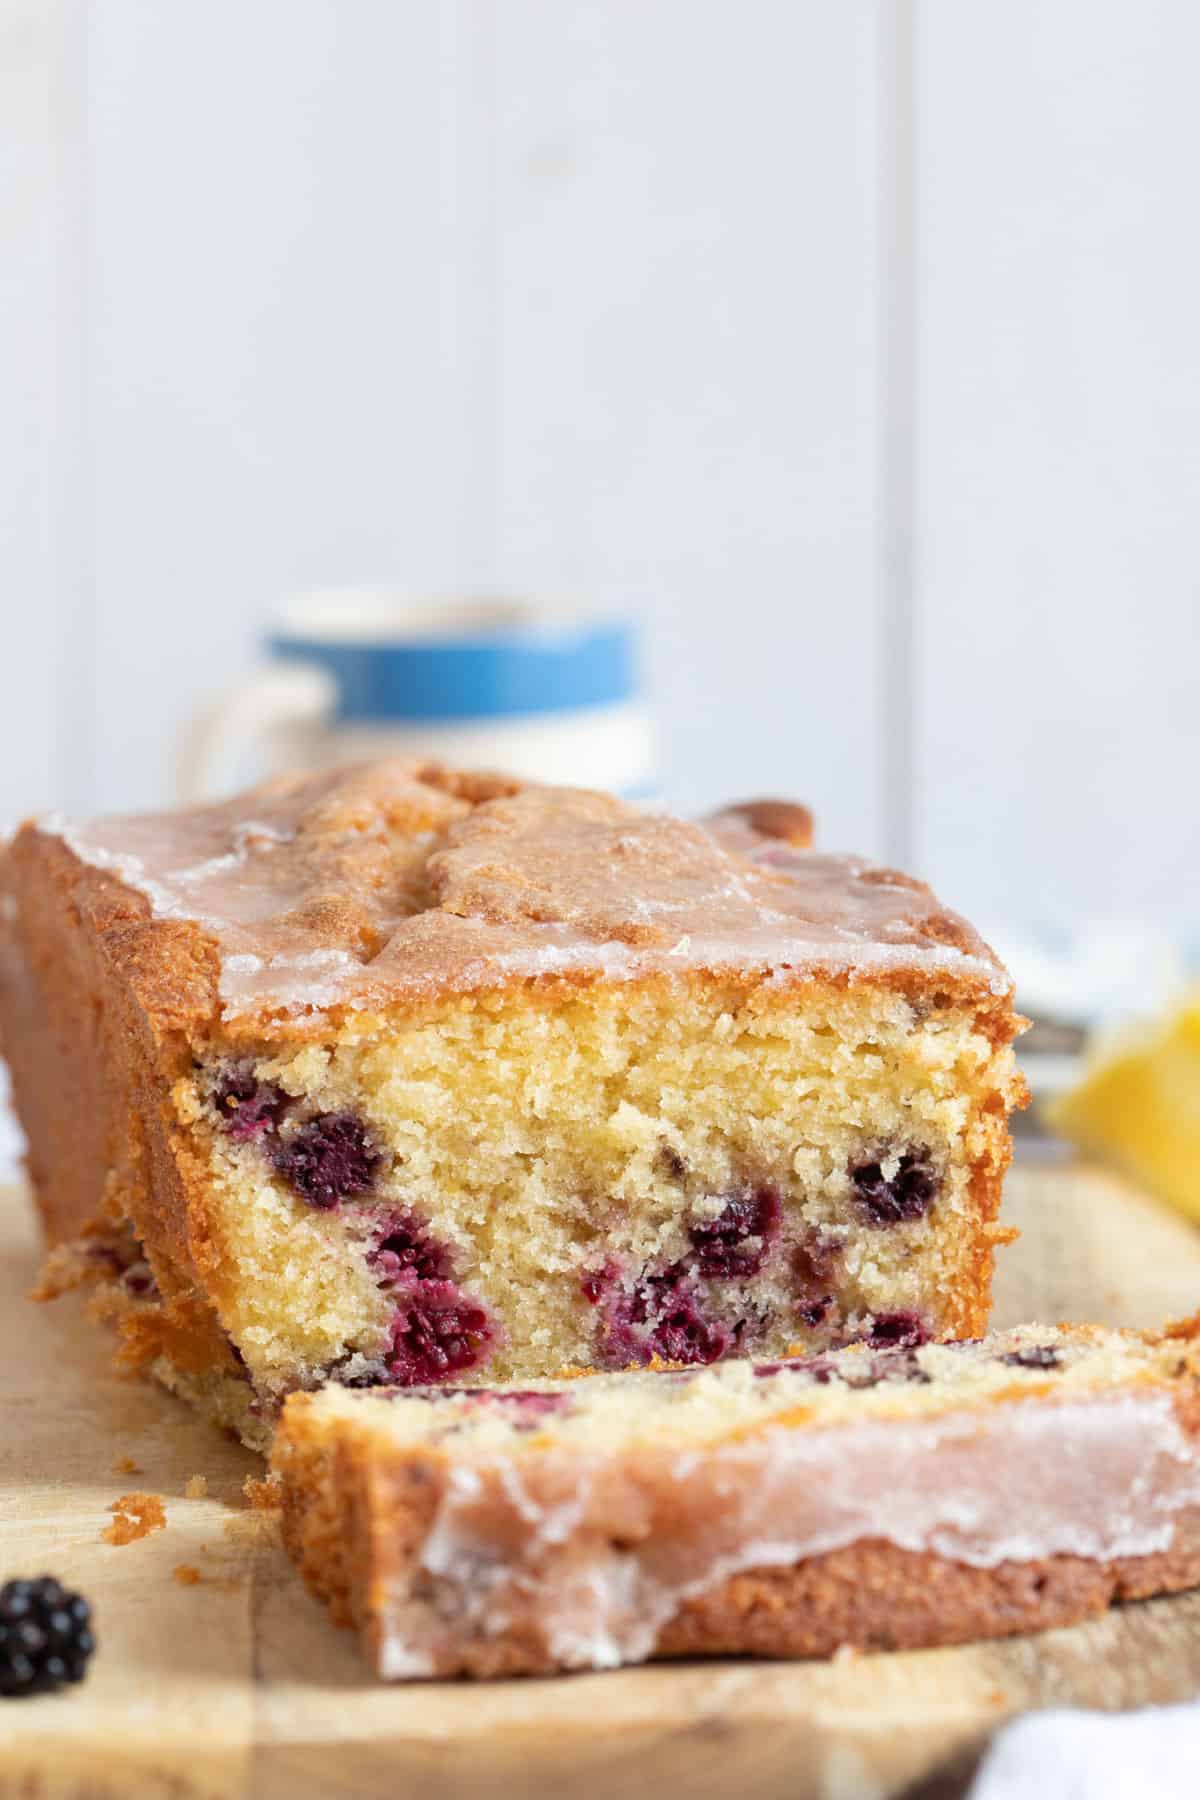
[243,1473,282,1511]
[184,1473,208,1499]
[103,1491,166,1545]
[173,1565,203,1586]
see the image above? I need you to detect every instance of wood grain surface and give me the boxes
[1,1161,1199,1800]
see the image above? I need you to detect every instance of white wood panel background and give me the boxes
[491,2,884,846]
[915,0,1200,932]
[2,0,1198,932]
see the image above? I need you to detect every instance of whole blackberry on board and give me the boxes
[0,1577,95,1697]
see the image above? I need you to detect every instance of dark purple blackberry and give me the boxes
[791,1231,842,1327]
[584,1261,732,1369]
[214,1068,286,1142]
[0,1577,94,1697]
[387,1283,496,1385]
[271,1113,380,1209]
[369,1212,455,1285]
[1002,1345,1060,1371]
[850,1151,939,1226]
[862,1310,931,1350]
[689,1186,780,1278]
[753,1356,822,1379]
[760,1354,877,1388]
[648,1283,732,1365]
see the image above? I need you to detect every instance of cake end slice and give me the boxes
[272,1317,1200,1678]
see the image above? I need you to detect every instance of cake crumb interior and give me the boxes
[180,979,1017,1401]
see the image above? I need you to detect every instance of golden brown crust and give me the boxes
[0,824,241,1407]
[946,1079,1023,1339]
[652,1522,1200,1661]
[703,798,815,853]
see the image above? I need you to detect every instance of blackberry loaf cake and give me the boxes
[274,1318,1200,1677]
[0,762,1024,1451]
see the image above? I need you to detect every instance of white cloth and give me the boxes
[970,1705,1200,1797]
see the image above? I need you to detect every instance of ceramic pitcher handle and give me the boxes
[177,663,336,803]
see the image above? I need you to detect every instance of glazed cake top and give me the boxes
[35,760,1011,1025]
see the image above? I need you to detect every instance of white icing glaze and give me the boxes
[37,768,1012,1022]
[377,1393,1200,1673]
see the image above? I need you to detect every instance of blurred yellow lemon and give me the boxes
[1048,989,1200,1224]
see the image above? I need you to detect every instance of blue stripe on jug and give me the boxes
[269,618,635,723]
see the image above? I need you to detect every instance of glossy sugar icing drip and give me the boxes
[41,762,1010,1022]
[374,1390,1200,1674]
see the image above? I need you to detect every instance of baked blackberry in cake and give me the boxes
[0,762,1024,1450]
[274,1316,1200,1677]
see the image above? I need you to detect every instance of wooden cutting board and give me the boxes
[1,1162,1200,1800]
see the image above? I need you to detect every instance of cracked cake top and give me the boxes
[17,760,1012,1030]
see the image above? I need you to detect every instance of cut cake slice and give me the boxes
[273,1318,1200,1677]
